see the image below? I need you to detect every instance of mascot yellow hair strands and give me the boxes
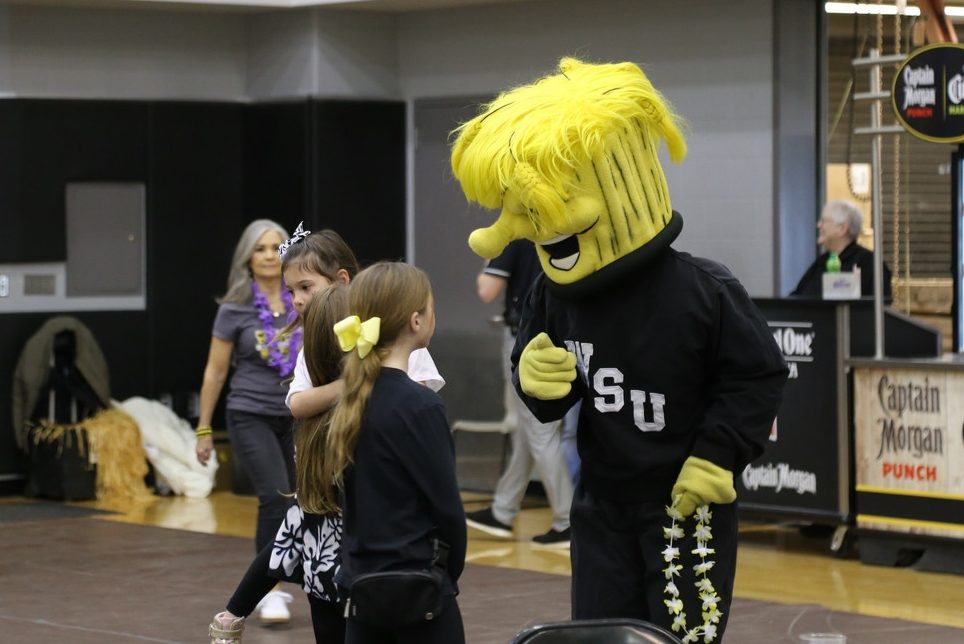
[451,57,686,287]
[450,58,788,642]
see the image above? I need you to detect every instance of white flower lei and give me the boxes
[662,503,723,643]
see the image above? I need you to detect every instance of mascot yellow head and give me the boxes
[451,57,686,286]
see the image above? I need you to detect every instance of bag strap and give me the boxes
[431,538,450,571]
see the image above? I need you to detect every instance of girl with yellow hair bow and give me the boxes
[325,261,467,643]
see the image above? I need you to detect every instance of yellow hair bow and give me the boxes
[334,315,381,359]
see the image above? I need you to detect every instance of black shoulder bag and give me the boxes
[346,538,450,629]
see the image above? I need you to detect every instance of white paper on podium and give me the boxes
[822,270,861,300]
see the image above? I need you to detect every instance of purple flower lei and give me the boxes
[251,280,302,377]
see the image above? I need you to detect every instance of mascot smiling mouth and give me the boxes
[539,233,579,271]
[538,220,597,271]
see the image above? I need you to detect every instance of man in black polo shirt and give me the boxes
[465,239,574,548]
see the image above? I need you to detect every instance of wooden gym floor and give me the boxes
[76,491,964,629]
[3,489,964,642]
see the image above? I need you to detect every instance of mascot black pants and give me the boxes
[570,483,737,636]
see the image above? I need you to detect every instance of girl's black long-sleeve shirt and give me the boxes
[338,367,466,594]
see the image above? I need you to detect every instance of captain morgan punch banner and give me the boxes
[893,43,964,143]
[854,368,964,538]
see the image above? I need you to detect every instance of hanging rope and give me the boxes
[876,0,884,61]
[846,24,871,202]
[893,3,906,312]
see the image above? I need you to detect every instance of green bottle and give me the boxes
[826,252,841,273]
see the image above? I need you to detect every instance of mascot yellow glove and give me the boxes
[519,332,577,400]
[671,456,737,517]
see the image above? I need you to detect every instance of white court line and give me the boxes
[0,615,182,643]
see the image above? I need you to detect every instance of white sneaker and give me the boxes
[257,590,293,624]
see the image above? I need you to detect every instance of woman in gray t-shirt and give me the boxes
[194,219,302,624]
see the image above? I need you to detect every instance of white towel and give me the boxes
[115,397,218,498]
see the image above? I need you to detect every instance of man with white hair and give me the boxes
[791,199,892,298]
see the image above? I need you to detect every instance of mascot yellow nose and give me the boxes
[468,210,536,259]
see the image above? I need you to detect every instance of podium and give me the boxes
[739,298,941,530]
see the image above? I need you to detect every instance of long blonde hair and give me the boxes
[219,219,289,305]
[321,262,432,511]
[294,283,349,514]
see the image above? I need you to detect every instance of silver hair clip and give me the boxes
[278,221,312,258]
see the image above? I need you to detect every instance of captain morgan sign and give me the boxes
[893,43,964,143]
[853,368,964,537]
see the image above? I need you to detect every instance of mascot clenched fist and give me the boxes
[451,58,787,642]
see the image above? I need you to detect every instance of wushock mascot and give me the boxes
[450,58,788,642]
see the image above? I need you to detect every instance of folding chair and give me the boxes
[509,618,683,644]
[452,370,518,474]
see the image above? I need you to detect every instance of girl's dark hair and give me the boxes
[281,229,361,282]
[294,282,350,514]
[278,228,360,339]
